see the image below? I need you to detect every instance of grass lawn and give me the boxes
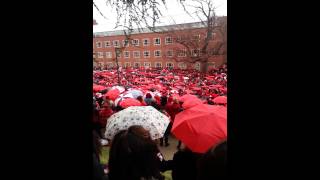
[100,146,172,180]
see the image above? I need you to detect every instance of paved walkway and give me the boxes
[157,135,179,160]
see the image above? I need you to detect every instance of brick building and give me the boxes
[93,17,226,71]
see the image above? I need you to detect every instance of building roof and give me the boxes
[93,16,226,37]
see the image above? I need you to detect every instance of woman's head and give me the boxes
[108,126,163,180]
[136,96,143,102]
[146,93,152,99]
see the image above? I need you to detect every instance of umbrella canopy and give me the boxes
[182,98,203,109]
[111,86,125,93]
[105,106,170,140]
[93,84,107,92]
[106,88,120,101]
[179,94,199,102]
[119,98,142,108]
[172,104,227,153]
[213,96,227,104]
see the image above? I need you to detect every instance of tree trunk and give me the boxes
[200,61,208,73]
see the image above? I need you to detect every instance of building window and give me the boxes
[133,62,140,68]
[113,40,120,47]
[143,51,150,58]
[144,62,151,68]
[96,42,102,48]
[192,34,201,41]
[154,50,161,57]
[132,39,139,46]
[106,52,112,58]
[178,49,187,57]
[166,50,173,57]
[115,51,121,58]
[166,62,174,68]
[143,39,150,46]
[154,38,161,45]
[212,32,217,40]
[133,51,140,58]
[104,41,111,47]
[122,40,130,47]
[195,62,201,71]
[123,51,130,58]
[124,62,131,68]
[165,37,173,44]
[97,52,104,58]
[178,63,187,69]
[191,49,201,57]
[155,62,162,68]
[176,36,182,42]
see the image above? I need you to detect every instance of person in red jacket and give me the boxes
[99,102,114,130]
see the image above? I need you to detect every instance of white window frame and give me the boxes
[178,49,187,57]
[132,39,140,46]
[155,62,162,68]
[123,51,130,58]
[178,62,187,69]
[105,52,112,58]
[144,62,151,68]
[194,62,201,71]
[154,37,161,45]
[191,49,201,57]
[122,40,130,47]
[115,51,121,58]
[192,34,201,40]
[96,41,102,48]
[97,52,104,58]
[165,37,173,44]
[104,41,111,48]
[133,51,140,58]
[113,40,120,47]
[166,62,174,68]
[143,38,150,46]
[166,50,173,57]
[133,62,141,68]
[143,51,150,58]
[124,62,131,68]
[154,50,161,58]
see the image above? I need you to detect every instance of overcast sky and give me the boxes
[93,0,227,32]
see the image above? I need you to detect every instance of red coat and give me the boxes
[99,107,113,127]
[165,102,181,122]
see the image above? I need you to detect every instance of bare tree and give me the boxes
[163,0,227,72]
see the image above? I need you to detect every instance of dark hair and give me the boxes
[197,140,227,180]
[160,96,167,107]
[108,126,164,180]
[146,93,152,99]
[136,96,143,102]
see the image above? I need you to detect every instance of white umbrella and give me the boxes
[105,106,170,140]
[112,86,125,93]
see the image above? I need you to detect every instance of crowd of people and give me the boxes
[92,64,227,180]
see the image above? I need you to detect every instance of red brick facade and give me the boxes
[93,19,226,70]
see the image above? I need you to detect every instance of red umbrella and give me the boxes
[213,96,227,104]
[93,84,107,92]
[119,98,142,108]
[182,98,203,109]
[179,94,199,102]
[172,104,227,153]
[191,87,201,91]
[106,88,120,101]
